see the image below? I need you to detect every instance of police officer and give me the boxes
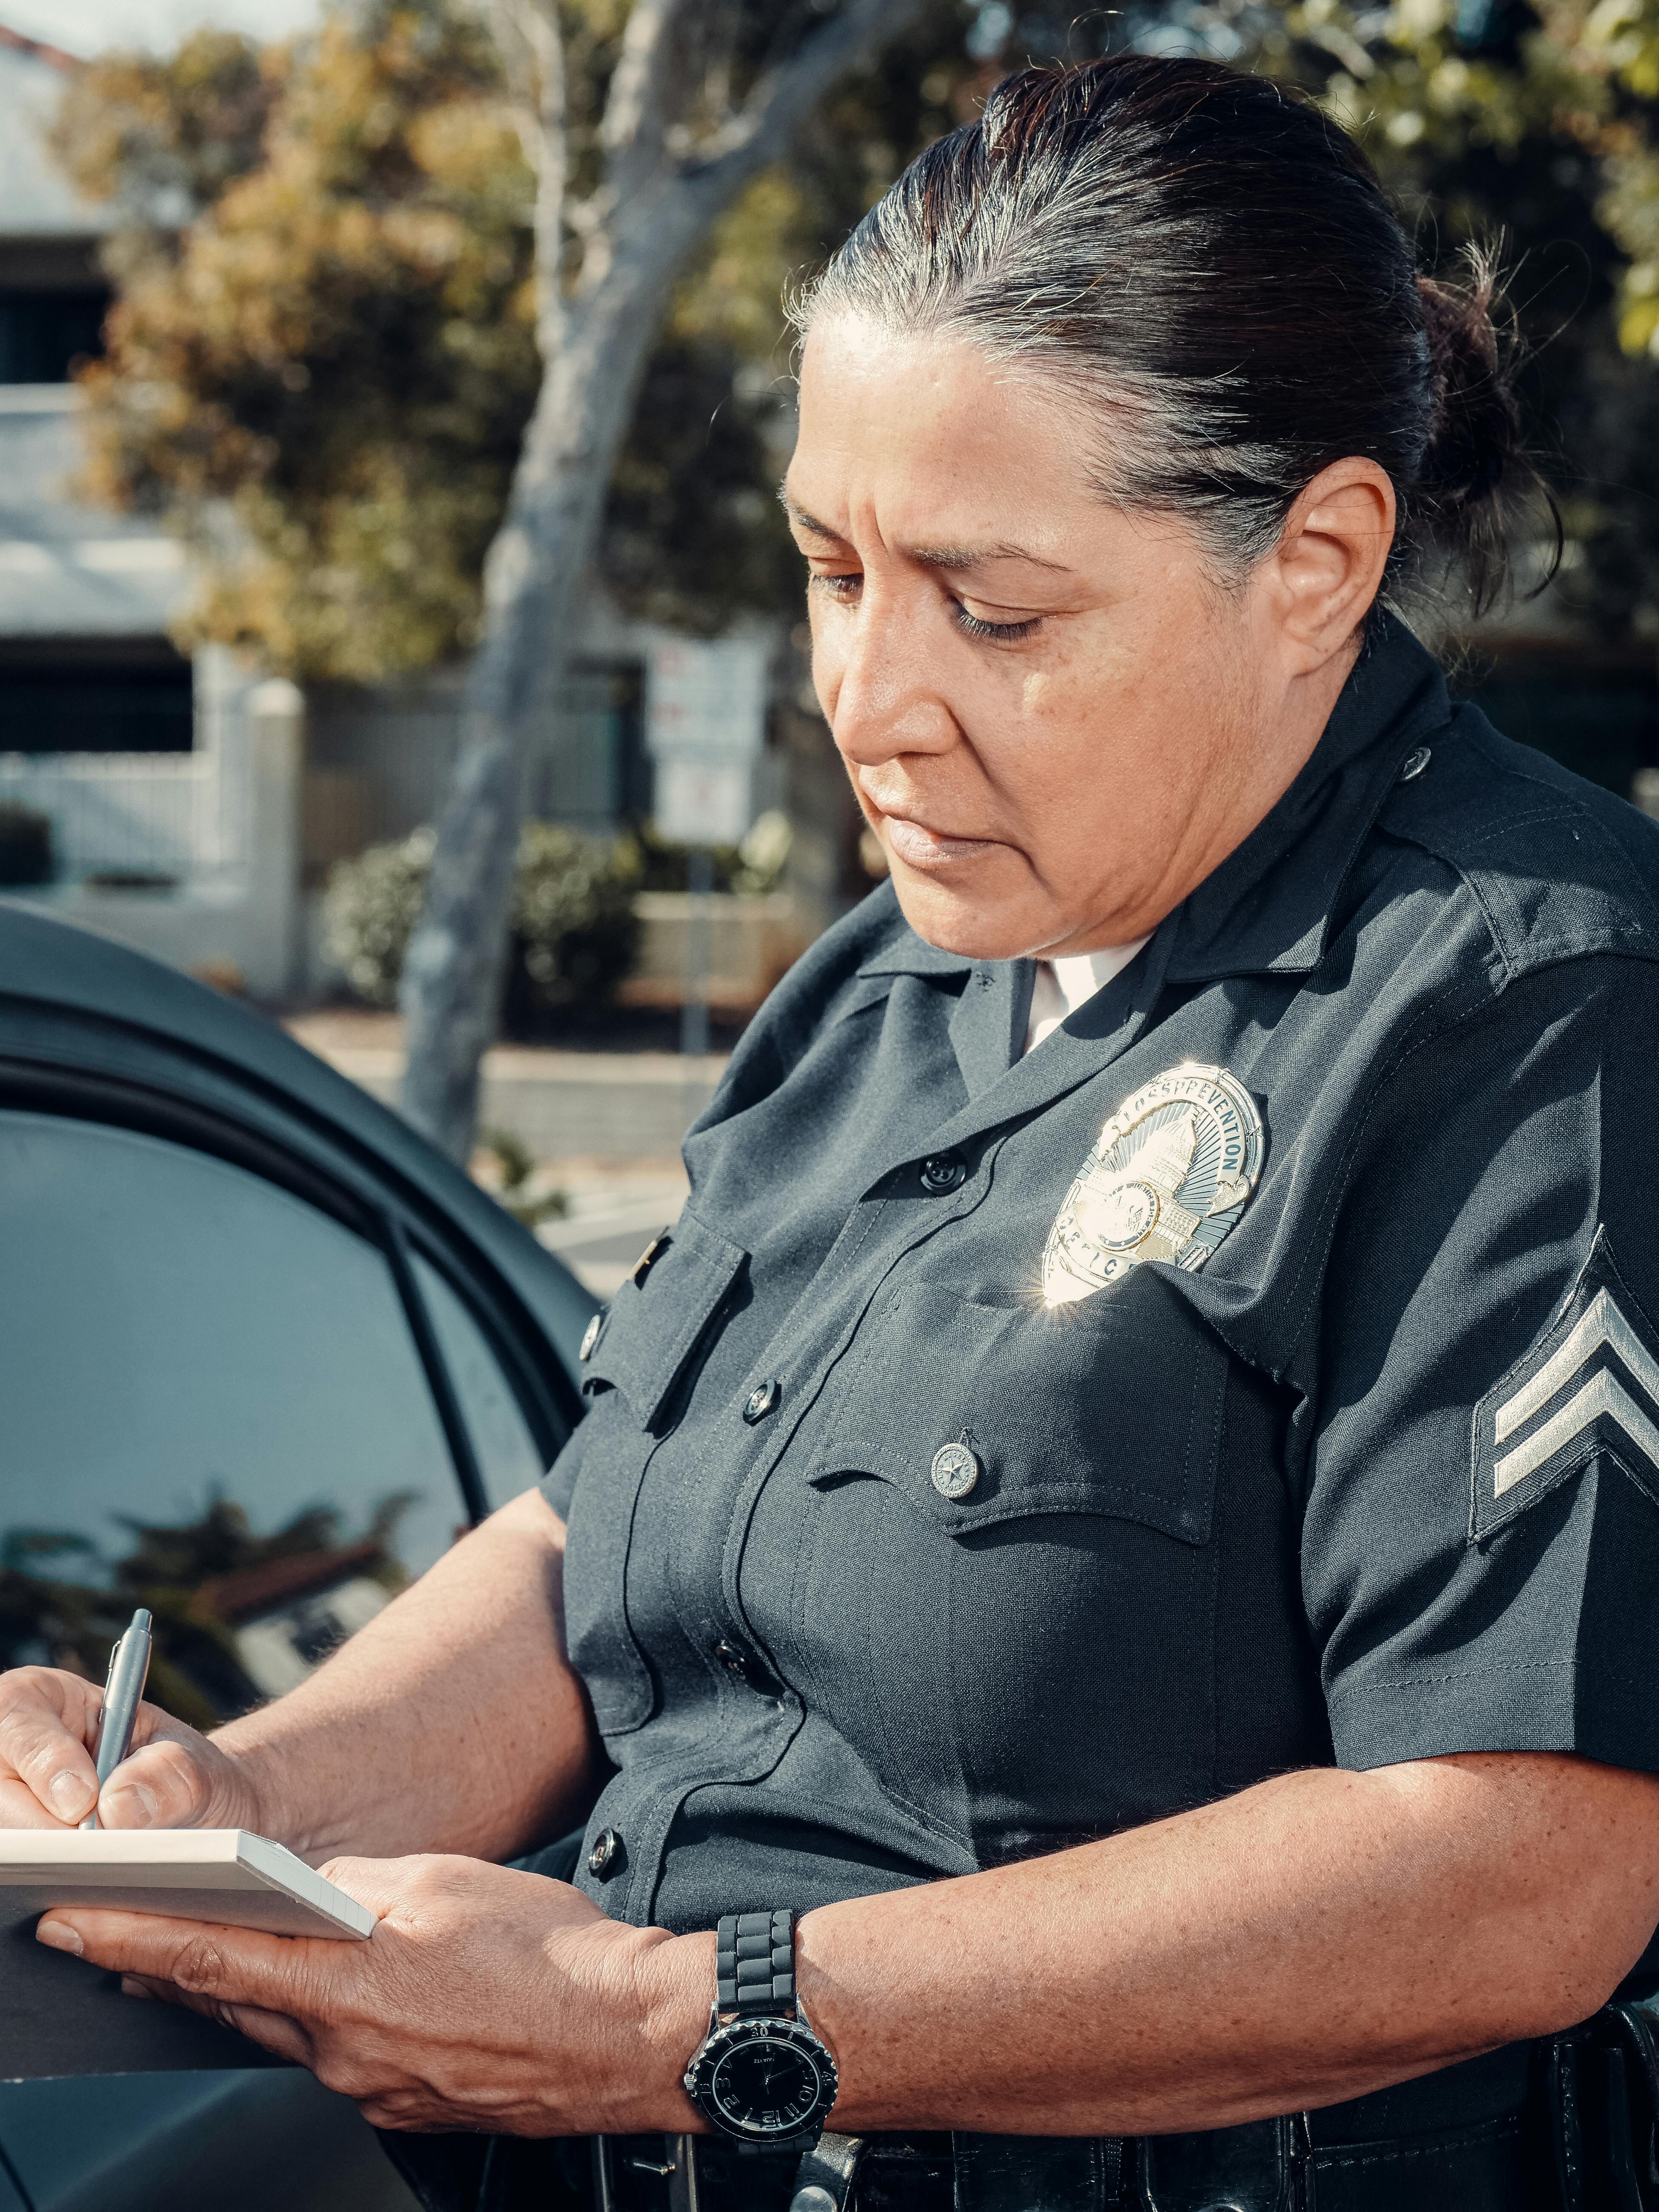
[9,51,1659,2212]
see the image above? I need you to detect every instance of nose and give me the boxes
[821,586,959,774]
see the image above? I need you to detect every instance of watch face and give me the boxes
[703,2024,829,2137]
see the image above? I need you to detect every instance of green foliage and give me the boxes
[511,821,642,1008]
[60,4,541,680]
[50,26,279,223]
[321,826,435,1004]
[0,803,55,888]
[324,820,642,1014]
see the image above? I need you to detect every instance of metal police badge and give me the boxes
[1042,1064,1266,1307]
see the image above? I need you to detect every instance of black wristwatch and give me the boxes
[682,1909,839,2150]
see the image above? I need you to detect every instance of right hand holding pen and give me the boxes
[0,1665,260,1833]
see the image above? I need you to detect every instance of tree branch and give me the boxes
[689,0,926,195]
[482,0,570,349]
[599,0,697,200]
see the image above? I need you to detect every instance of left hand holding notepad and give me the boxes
[35,1852,711,2136]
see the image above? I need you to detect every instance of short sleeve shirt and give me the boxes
[543,617,1659,1956]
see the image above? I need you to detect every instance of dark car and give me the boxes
[0,899,598,2212]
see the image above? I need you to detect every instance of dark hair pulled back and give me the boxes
[797,57,1541,615]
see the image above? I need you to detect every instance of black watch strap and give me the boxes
[716,1908,796,2018]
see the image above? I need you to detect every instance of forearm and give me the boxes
[216,1489,594,1866]
[760,1752,1659,2138]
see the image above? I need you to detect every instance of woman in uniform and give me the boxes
[9,51,1659,2212]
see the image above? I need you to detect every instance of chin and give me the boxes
[887,869,1040,965]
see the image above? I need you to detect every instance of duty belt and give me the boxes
[583,2110,1530,2212]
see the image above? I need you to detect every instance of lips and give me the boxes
[881,813,995,867]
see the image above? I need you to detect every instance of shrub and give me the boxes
[0,802,54,888]
[323,822,641,1015]
[321,828,434,1007]
[511,823,640,1013]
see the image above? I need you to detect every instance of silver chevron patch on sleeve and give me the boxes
[1494,1362,1659,1497]
[1473,1240,1659,1540]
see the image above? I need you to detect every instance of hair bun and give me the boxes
[1414,262,1529,602]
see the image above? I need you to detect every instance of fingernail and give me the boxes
[47,1772,87,1819]
[119,1976,152,2000]
[36,1919,82,1956]
[104,1781,158,1824]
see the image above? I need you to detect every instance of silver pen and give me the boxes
[79,1607,153,1832]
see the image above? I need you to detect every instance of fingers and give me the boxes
[36,1908,343,2024]
[0,1669,101,1825]
[99,1732,219,1831]
[116,1969,318,2066]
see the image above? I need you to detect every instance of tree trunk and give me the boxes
[397,0,926,1163]
[396,255,680,1160]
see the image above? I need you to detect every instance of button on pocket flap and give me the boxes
[583,1208,747,1429]
[803,1277,1226,1545]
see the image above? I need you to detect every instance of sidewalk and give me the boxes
[286,1010,726,1163]
[285,1010,709,1294]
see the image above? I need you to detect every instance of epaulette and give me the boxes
[1377,704,1659,978]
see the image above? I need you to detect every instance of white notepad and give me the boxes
[0,1829,375,1939]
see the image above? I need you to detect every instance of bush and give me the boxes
[323,822,641,1016]
[0,802,54,888]
[322,829,434,1007]
[511,823,640,1013]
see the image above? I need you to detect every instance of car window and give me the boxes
[411,1252,548,1509]
[0,1110,476,1725]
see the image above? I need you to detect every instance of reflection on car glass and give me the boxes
[0,1111,477,1724]
[2,1493,425,1728]
[412,1253,547,1507]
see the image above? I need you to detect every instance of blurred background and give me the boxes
[0,0,1656,1291]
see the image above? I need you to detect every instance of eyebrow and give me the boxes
[778,489,1070,575]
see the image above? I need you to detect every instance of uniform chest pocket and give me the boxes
[581,1208,748,1432]
[801,1273,1226,1544]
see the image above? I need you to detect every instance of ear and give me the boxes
[1261,458,1397,674]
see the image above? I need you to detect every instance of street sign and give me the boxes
[646,635,768,846]
[652,758,753,846]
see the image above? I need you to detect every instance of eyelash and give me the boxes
[809,573,1041,643]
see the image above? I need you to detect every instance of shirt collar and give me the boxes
[857,613,1452,990]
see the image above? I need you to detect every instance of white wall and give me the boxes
[4,649,306,999]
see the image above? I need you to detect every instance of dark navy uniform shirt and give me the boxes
[543,619,1659,2011]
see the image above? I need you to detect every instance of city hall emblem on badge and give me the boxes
[1042,1064,1266,1307]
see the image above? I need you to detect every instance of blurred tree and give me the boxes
[52,0,937,1156]
[55,11,543,679]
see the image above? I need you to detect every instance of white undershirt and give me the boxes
[1023,940,1151,1056]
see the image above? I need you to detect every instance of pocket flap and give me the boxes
[582,1208,747,1430]
[802,1277,1225,1545]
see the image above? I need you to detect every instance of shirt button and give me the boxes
[742,1378,781,1423]
[587,1827,623,1878]
[713,1638,774,1693]
[931,1439,981,1499]
[919,1153,967,1195]
[1399,745,1432,783]
[579,1313,603,1363]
